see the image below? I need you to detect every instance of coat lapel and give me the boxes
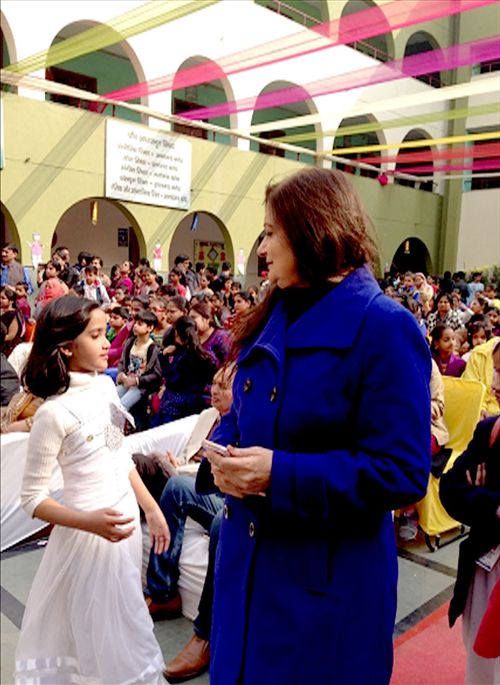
[287,266,382,350]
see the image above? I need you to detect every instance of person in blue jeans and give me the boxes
[144,363,235,682]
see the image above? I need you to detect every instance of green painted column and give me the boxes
[437,14,469,273]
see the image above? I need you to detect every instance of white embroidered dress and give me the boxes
[15,373,166,684]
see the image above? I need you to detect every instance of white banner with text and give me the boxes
[105,119,191,210]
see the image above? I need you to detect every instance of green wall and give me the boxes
[48,42,141,123]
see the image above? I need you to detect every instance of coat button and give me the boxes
[243,378,252,393]
[270,386,278,402]
[249,521,255,537]
[86,435,94,442]
[223,504,229,520]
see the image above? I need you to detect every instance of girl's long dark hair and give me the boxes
[430,323,450,352]
[174,315,213,362]
[23,296,100,399]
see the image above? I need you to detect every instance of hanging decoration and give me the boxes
[102,0,495,103]
[328,130,499,156]
[5,0,218,75]
[179,36,500,122]
[276,102,500,145]
[90,200,98,226]
[249,75,500,135]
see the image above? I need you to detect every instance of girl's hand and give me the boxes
[145,507,170,554]
[206,445,273,498]
[163,345,176,355]
[84,508,135,542]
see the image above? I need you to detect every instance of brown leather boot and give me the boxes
[163,634,210,682]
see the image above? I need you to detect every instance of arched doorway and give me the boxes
[390,237,432,276]
[168,211,233,277]
[171,56,235,145]
[0,203,19,249]
[1,10,17,93]
[404,32,442,88]
[340,0,394,62]
[247,231,267,287]
[394,129,434,192]
[53,198,144,272]
[333,114,383,178]
[250,81,318,165]
[45,21,146,121]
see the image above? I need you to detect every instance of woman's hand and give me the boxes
[206,445,273,498]
[145,507,170,554]
[466,462,487,487]
[153,450,180,477]
[84,508,135,542]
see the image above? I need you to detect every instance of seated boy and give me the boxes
[116,310,161,411]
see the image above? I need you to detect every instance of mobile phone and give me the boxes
[202,439,229,457]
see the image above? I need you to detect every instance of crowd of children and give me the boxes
[1,242,499,684]
[382,269,500,382]
[2,250,500,432]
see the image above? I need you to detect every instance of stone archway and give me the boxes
[45,20,147,121]
[391,237,432,276]
[52,198,145,272]
[404,31,442,88]
[250,80,319,165]
[395,129,435,192]
[333,113,385,179]
[246,231,267,287]
[171,55,236,143]
[340,0,394,62]
[168,211,234,276]
[0,202,20,249]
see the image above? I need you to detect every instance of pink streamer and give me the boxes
[390,158,500,174]
[355,143,500,165]
[103,0,496,103]
[181,35,500,121]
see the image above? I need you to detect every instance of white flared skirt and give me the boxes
[15,492,166,684]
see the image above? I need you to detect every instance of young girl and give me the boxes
[153,315,217,426]
[0,287,24,356]
[431,324,466,377]
[462,320,493,362]
[15,296,169,684]
[189,300,230,367]
[168,266,187,298]
[35,260,68,314]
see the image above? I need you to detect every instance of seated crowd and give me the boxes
[1,243,499,680]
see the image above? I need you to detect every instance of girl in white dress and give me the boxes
[15,296,170,684]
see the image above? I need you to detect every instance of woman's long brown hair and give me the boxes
[231,168,379,356]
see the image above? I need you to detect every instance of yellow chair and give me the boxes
[416,376,486,551]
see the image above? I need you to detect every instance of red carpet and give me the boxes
[391,603,466,684]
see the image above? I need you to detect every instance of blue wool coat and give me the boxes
[204,266,431,685]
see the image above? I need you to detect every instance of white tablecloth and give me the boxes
[1,416,209,621]
[1,432,63,552]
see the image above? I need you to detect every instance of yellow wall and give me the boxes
[1,92,443,274]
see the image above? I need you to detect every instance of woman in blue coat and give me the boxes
[201,168,431,685]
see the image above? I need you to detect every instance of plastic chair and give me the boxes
[416,376,486,551]
[23,319,36,342]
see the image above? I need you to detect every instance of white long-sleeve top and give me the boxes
[21,373,134,518]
